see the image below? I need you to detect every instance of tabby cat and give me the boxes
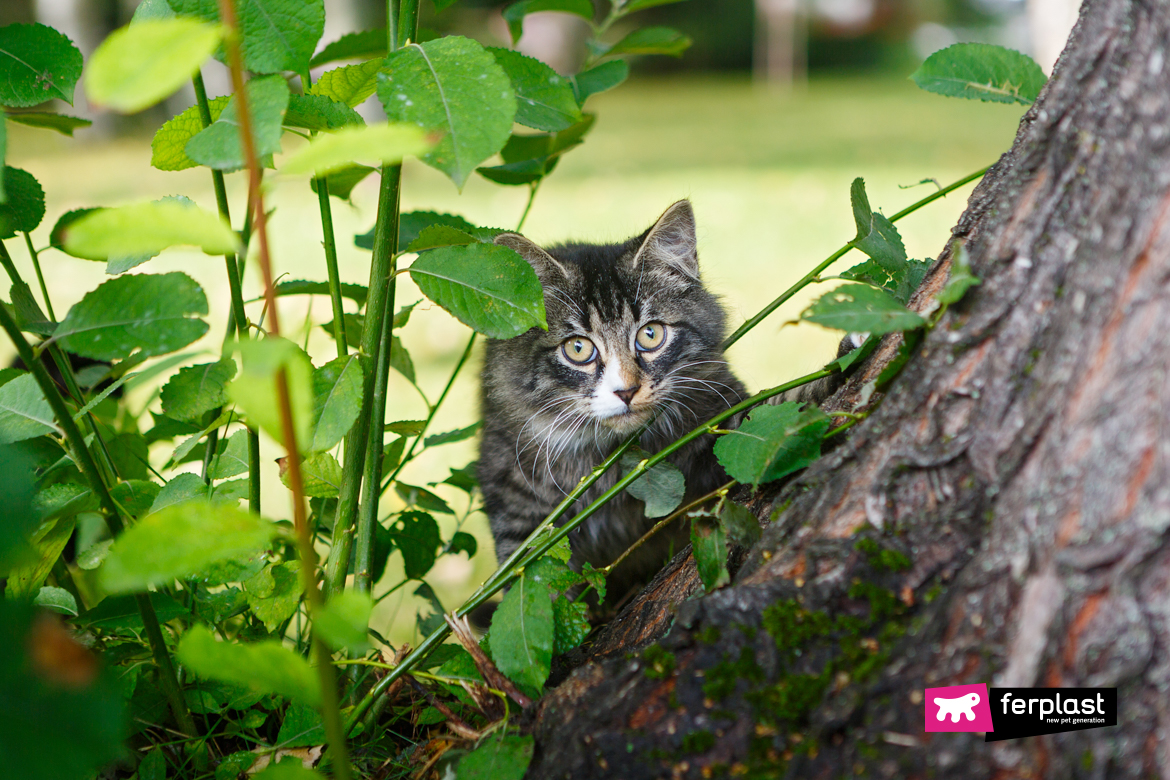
[477,201,748,601]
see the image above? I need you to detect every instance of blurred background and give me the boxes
[2,0,1070,642]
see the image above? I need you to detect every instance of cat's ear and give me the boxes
[494,233,569,284]
[632,200,699,281]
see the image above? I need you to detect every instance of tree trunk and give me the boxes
[525,0,1170,776]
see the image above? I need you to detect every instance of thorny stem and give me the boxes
[721,165,990,350]
[349,0,420,595]
[315,175,349,358]
[345,365,835,730]
[602,479,735,575]
[0,302,199,740]
[216,1,350,777]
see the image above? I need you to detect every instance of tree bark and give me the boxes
[525,0,1170,776]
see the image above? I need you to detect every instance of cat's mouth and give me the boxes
[597,407,652,434]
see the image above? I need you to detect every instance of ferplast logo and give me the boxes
[924,683,994,733]
[923,684,1118,741]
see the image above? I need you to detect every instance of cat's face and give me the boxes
[490,201,735,443]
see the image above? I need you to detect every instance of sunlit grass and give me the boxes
[6,72,1024,643]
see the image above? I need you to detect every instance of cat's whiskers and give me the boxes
[544,285,585,320]
[514,396,579,491]
[668,376,738,410]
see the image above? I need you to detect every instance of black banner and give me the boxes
[985,688,1117,742]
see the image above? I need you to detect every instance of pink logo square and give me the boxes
[924,683,995,732]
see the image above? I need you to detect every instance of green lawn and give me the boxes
[6,72,1025,642]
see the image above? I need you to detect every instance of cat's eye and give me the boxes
[562,336,597,365]
[635,322,667,352]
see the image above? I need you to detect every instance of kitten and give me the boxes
[477,201,747,602]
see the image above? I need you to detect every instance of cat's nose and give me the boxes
[614,385,640,406]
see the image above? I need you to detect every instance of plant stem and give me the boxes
[344,365,835,729]
[602,479,735,575]
[516,182,539,232]
[0,303,198,739]
[192,69,261,508]
[315,176,349,358]
[22,232,55,320]
[216,1,350,776]
[721,165,990,350]
[380,331,476,493]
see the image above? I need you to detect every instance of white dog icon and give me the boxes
[933,692,980,722]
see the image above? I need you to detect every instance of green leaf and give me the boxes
[377,37,516,188]
[133,0,176,21]
[501,0,593,44]
[0,23,84,107]
[100,502,277,593]
[309,29,386,68]
[315,590,372,653]
[243,561,301,631]
[85,19,222,112]
[281,451,342,497]
[409,243,546,339]
[169,0,325,75]
[623,0,686,11]
[551,597,590,654]
[389,510,442,578]
[310,163,375,201]
[34,585,79,616]
[177,624,320,706]
[209,429,250,479]
[228,337,314,449]
[252,759,325,780]
[60,200,241,259]
[718,499,760,548]
[456,733,534,780]
[606,26,691,57]
[713,402,830,487]
[110,480,162,519]
[54,272,210,362]
[826,334,877,373]
[414,581,446,636]
[488,568,554,696]
[395,482,452,514]
[308,59,382,107]
[5,112,92,136]
[6,516,74,597]
[621,453,684,518]
[160,359,236,422]
[0,601,126,780]
[282,93,363,132]
[186,74,289,171]
[570,59,627,104]
[392,211,478,253]
[0,117,5,202]
[275,278,368,307]
[276,704,324,748]
[0,166,45,238]
[309,354,363,452]
[281,122,430,177]
[911,43,1046,106]
[151,95,230,171]
[407,224,479,251]
[937,245,981,305]
[0,373,56,443]
[385,420,426,436]
[424,421,481,447]
[849,176,872,242]
[800,283,927,335]
[389,336,415,383]
[489,48,581,132]
[840,256,931,306]
[448,531,477,557]
[75,592,190,632]
[691,517,729,592]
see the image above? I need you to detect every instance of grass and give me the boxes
[4,72,1025,644]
